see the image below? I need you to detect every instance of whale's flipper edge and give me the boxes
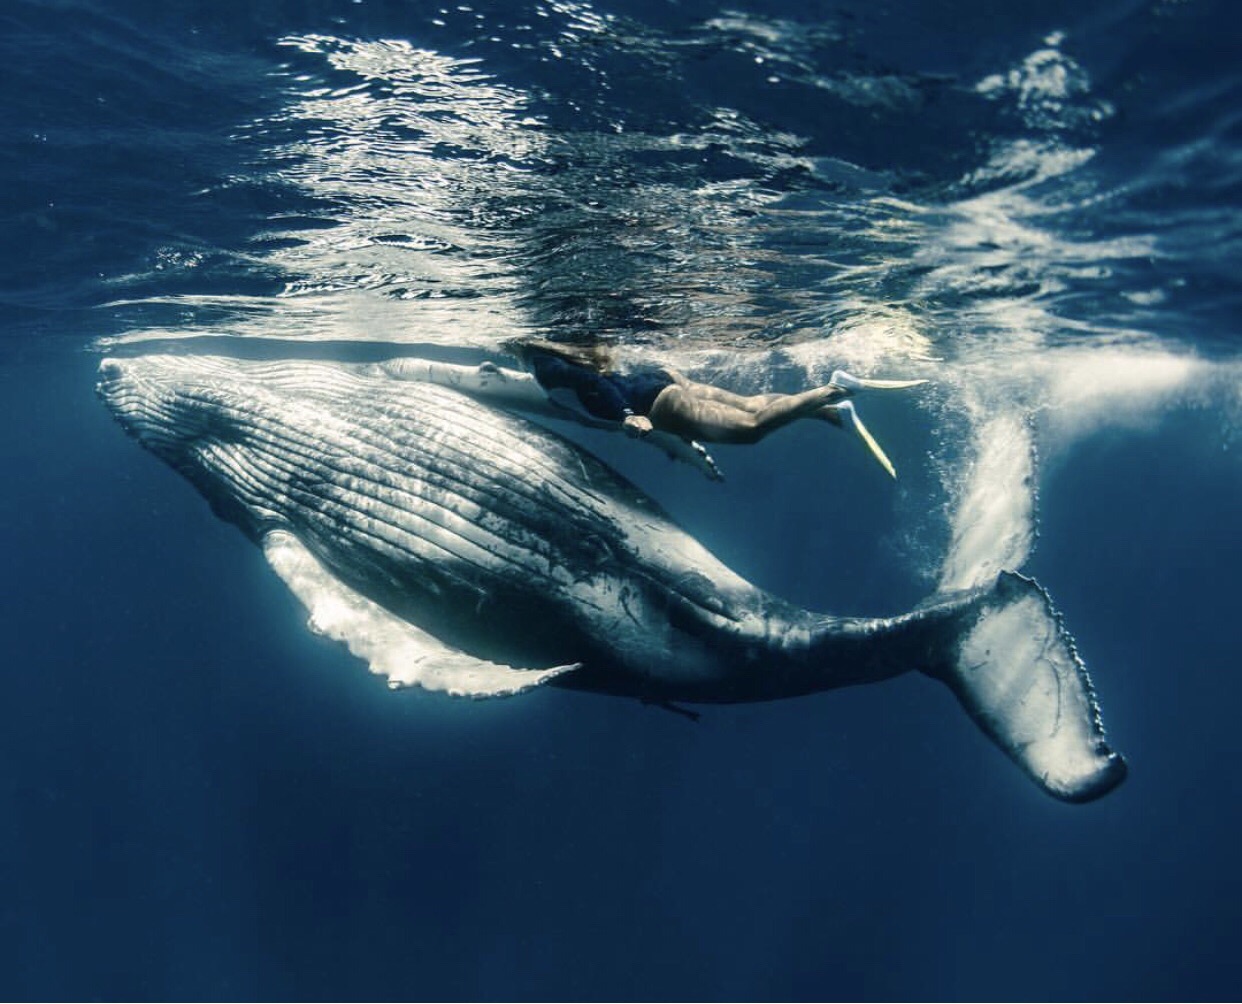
[926,571,1127,803]
[262,530,579,697]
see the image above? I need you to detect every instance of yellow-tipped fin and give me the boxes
[836,400,897,478]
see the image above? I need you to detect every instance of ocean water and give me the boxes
[2,0,1240,998]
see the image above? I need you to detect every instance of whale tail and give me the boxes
[915,571,1126,802]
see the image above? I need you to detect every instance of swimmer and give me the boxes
[504,338,923,477]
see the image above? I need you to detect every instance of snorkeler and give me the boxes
[504,338,923,477]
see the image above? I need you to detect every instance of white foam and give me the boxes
[935,344,1225,592]
[939,411,1035,592]
[974,32,1112,133]
[787,308,938,376]
[1037,346,1210,443]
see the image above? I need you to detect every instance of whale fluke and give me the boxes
[919,572,1127,802]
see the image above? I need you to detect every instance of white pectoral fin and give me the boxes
[261,530,579,697]
[375,359,728,480]
[378,359,554,411]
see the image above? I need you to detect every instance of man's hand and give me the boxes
[622,414,653,438]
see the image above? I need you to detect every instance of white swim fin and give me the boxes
[829,369,928,392]
[833,400,897,478]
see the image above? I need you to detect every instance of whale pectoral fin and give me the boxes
[926,572,1126,802]
[261,530,579,697]
[378,359,554,412]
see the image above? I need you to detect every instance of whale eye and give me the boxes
[579,533,616,568]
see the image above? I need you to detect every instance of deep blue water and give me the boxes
[3,0,1240,999]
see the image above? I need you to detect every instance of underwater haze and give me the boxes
[3,0,1240,999]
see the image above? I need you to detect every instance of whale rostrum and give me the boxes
[98,355,1126,802]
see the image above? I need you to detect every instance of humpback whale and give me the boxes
[98,354,1126,802]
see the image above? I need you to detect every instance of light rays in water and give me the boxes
[96,12,1234,598]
